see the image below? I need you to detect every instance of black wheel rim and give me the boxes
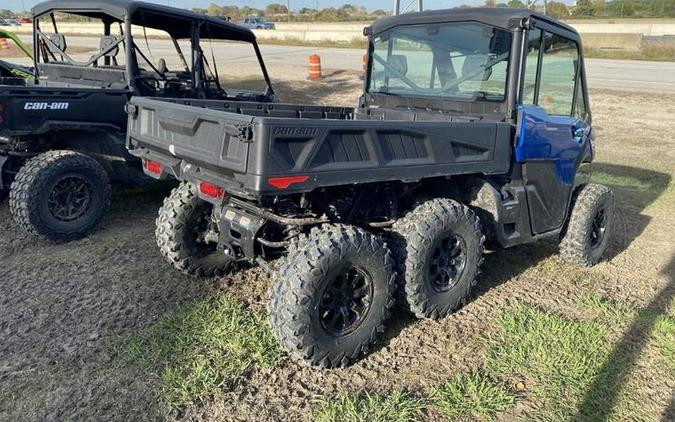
[590,207,608,249]
[429,233,467,292]
[319,267,373,337]
[47,175,93,222]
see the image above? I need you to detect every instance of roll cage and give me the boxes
[30,0,274,99]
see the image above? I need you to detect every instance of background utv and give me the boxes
[0,0,274,241]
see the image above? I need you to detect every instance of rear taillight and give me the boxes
[199,181,225,199]
[268,175,309,189]
[144,159,162,174]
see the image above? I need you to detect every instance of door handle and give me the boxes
[573,127,586,143]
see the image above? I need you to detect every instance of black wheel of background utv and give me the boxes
[9,150,111,241]
[268,224,396,368]
[156,182,233,277]
[390,198,484,320]
[560,183,614,267]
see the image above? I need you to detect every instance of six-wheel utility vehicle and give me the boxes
[0,0,274,240]
[126,8,614,367]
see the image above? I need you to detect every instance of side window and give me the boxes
[538,32,578,116]
[522,28,542,105]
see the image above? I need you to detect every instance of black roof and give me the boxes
[368,8,577,35]
[32,0,256,41]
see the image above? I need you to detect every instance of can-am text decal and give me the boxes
[24,102,70,110]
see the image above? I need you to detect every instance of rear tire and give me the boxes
[9,150,111,241]
[390,198,484,320]
[268,224,396,368]
[156,182,232,277]
[560,183,614,267]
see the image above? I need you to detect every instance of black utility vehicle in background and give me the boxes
[0,0,274,240]
[127,9,614,367]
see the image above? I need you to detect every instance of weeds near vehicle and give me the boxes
[485,304,609,419]
[429,371,515,421]
[126,296,283,410]
[653,315,675,368]
[584,44,675,62]
[314,389,425,422]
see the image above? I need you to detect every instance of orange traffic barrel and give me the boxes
[308,54,321,79]
[0,39,9,50]
[360,54,367,79]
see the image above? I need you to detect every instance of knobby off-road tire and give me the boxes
[560,183,614,267]
[268,224,396,368]
[9,150,111,241]
[391,198,485,320]
[156,182,233,277]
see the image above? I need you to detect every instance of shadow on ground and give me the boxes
[575,255,675,421]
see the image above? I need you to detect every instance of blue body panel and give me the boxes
[515,104,588,184]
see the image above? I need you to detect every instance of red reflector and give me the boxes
[268,176,309,189]
[144,160,162,174]
[199,181,225,199]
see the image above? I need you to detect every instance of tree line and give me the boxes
[486,0,675,18]
[3,0,675,21]
[193,3,390,22]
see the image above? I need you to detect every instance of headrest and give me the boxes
[386,55,408,77]
[48,33,67,53]
[100,35,119,58]
[462,54,491,82]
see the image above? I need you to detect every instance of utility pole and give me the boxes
[287,0,291,22]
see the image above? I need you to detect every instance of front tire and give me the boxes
[156,182,233,277]
[9,150,111,241]
[560,183,614,266]
[391,198,484,320]
[268,225,396,368]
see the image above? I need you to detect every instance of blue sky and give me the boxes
[13,0,496,13]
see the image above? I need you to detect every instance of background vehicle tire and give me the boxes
[390,198,484,320]
[156,182,232,277]
[560,183,614,267]
[268,224,396,368]
[9,150,111,241]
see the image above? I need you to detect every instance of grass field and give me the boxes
[0,73,673,421]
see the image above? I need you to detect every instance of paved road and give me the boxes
[16,35,675,94]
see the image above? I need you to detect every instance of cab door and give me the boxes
[515,25,591,235]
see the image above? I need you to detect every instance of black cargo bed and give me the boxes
[126,97,512,197]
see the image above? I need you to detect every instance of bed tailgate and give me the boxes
[126,97,254,175]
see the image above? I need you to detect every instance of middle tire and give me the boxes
[391,198,485,320]
[268,224,396,368]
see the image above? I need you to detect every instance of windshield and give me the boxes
[368,22,512,102]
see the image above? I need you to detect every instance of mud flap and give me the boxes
[0,155,9,190]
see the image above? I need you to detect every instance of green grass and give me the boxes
[314,389,425,422]
[653,315,675,368]
[584,44,675,62]
[580,293,675,369]
[429,371,515,421]
[485,304,609,419]
[126,296,283,410]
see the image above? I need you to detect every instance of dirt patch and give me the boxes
[0,72,673,421]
